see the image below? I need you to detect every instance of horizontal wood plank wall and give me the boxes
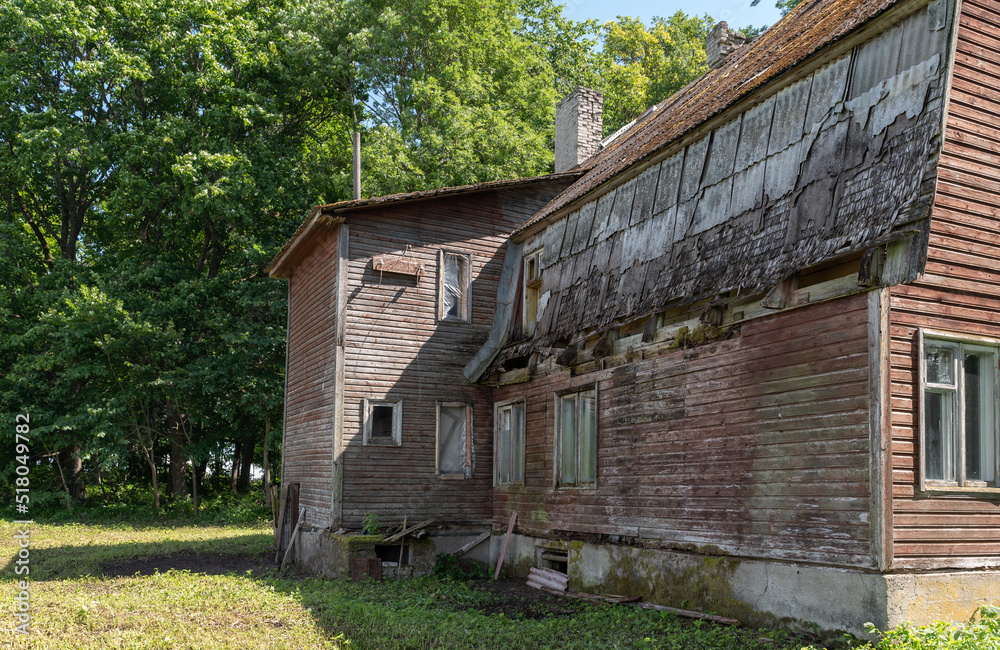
[340,191,544,529]
[283,227,340,528]
[889,0,1000,570]
[493,294,874,568]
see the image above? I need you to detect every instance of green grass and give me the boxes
[0,519,819,649]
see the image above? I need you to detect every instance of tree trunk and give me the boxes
[191,460,199,517]
[237,438,253,493]
[230,441,242,493]
[263,415,272,508]
[60,443,85,502]
[167,404,188,497]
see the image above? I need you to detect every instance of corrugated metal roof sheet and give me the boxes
[515,0,903,237]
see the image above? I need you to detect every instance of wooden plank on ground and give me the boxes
[493,512,518,580]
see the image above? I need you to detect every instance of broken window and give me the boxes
[920,332,998,491]
[556,387,597,488]
[523,248,542,335]
[495,399,525,486]
[437,402,472,479]
[364,398,402,446]
[439,250,471,322]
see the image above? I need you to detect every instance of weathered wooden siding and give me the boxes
[889,0,1000,570]
[493,294,874,567]
[498,0,953,370]
[283,227,340,528]
[339,189,559,529]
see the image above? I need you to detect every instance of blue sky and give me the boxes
[563,0,785,31]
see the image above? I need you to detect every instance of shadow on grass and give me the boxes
[0,530,274,581]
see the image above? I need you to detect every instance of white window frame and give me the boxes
[436,401,473,479]
[554,386,598,489]
[438,250,472,322]
[494,398,526,487]
[918,329,1000,494]
[523,248,542,336]
[363,398,402,447]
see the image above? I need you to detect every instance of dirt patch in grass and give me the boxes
[101,551,277,577]
[458,578,587,619]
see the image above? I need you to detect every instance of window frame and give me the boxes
[554,385,598,489]
[436,401,473,480]
[438,249,472,323]
[523,248,542,336]
[494,398,526,487]
[363,398,402,447]
[917,329,1000,495]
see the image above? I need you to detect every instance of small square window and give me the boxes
[437,402,472,479]
[919,331,999,492]
[556,387,597,488]
[439,250,471,322]
[364,399,402,446]
[495,399,525,486]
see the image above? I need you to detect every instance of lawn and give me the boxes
[3,519,998,649]
[1,519,813,649]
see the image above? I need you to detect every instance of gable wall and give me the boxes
[492,294,875,568]
[889,0,1000,570]
[338,189,558,529]
[284,227,341,528]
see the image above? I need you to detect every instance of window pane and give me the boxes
[513,402,525,483]
[439,406,467,475]
[965,353,982,481]
[926,346,955,385]
[560,395,577,485]
[925,391,954,481]
[578,390,596,484]
[371,405,394,438]
[443,254,466,319]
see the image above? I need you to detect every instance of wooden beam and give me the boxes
[382,518,435,544]
[452,531,491,558]
[494,512,518,580]
[280,507,306,571]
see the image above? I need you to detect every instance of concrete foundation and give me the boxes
[295,526,491,579]
[489,533,1000,640]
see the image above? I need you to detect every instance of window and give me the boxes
[523,249,542,335]
[439,250,471,322]
[495,400,525,486]
[364,399,402,446]
[437,402,472,479]
[555,387,597,487]
[919,331,999,491]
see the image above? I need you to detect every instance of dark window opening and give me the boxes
[371,405,394,438]
[540,550,568,575]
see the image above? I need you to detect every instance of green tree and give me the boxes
[599,13,713,136]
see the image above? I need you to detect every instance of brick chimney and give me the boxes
[706,22,746,70]
[555,87,603,173]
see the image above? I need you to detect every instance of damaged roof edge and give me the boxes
[319,171,584,215]
[265,171,584,279]
[512,0,925,241]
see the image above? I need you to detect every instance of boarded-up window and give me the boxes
[919,331,998,491]
[364,399,402,446]
[437,402,472,479]
[523,249,542,335]
[556,388,597,487]
[495,400,525,486]
[439,250,471,322]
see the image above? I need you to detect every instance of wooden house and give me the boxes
[270,0,1000,636]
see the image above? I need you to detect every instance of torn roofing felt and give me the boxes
[476,0,954,376]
